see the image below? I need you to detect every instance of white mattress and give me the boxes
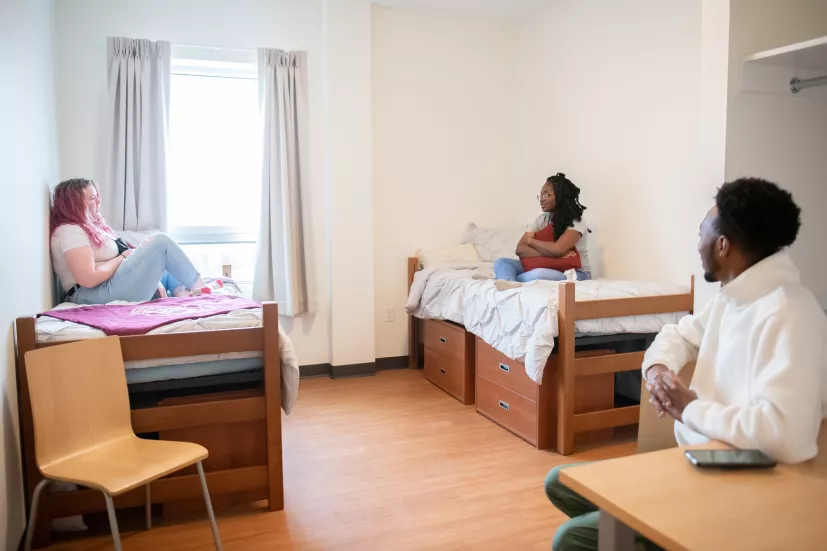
[405,262,689,383]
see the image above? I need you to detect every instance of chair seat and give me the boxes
[40,436,208,496]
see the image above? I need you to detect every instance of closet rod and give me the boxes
[790,75,827,93]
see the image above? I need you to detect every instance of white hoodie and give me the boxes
[642,252,827,464]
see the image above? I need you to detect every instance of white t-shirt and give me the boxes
[528,213,592,272]
[51,224,119,291]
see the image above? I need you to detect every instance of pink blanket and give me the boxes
[41,295,262,336]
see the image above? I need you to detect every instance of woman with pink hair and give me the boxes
[50,178,207,304]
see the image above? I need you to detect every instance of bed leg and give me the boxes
[408,315,419,369]
[689,274,695,315]
[16,317,52,548]
[556,282,577,455]
[262,303,284,511]
[408,257,420,369]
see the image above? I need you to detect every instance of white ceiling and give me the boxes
[370,0,557,21]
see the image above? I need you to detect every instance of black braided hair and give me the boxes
[547,173,588,240]
[714,177,800,262]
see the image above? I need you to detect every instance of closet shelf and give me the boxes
[741,36,827,98]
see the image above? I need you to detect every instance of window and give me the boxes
[168,46,260,296]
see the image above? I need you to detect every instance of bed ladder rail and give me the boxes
[572,294,694,321]
[572,406,640,434]
[554,277,695,455]
[575,351,644,377]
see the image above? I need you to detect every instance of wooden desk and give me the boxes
[560,446,827,551]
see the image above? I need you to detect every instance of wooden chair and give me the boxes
[636,363,695,454]
[22,337,222,551]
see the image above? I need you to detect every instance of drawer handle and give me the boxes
[439,337,447,344]
[498,400,510,411]
[499,362,510,373]
[439,369,446,375]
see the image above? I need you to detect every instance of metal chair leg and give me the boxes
[196,461,223,551]
[104,493,123,551]
[23,478,51,551]
[145,483,152,530]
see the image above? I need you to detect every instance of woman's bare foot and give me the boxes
[494,280,522,291]
[186,278,208,296]
[172,285,190,298]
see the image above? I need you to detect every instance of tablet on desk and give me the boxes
[685,449,777,469]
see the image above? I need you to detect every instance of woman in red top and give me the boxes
[493,173,592,285]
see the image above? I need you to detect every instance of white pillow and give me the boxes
[461,222,526,261]
[416,243,480,269]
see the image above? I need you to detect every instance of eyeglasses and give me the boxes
[537,192,553,201]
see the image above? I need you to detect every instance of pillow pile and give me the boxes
[416,243,480,269]
[461,222,526,261]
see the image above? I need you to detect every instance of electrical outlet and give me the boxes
[385,306,395,322]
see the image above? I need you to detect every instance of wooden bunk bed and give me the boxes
[407,257,695,455]
[15,302,283,548]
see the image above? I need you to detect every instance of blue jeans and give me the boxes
[160,271,183,295]
[72,233,201,305]
[493,258,592,283]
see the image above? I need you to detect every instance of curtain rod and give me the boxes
[790,75,827,94]
[173,43,256,53]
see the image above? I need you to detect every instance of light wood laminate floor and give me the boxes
[48,370,635,550]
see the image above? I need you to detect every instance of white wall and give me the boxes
[53,0,333,365]
[0,0,59,546]
[696,0,731,308]
[725,0,827,306]
[372,6,518,358]
[514,0,705,290]
[326,0,376,366]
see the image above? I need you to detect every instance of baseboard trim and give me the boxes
[300,363,332,378]
[330,362,376,379]
[376,356,409,371]
[300,358,408,379]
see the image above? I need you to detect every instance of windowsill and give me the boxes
[170,227,257,245]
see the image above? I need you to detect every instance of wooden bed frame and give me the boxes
[407,257,695,455]
[15,302,283,548]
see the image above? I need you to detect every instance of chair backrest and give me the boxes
[637,363,696,454]
[25,337,133,469]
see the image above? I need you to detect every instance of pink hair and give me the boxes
[50,179,116,248]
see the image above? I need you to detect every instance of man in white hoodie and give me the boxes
[545,178,827,551]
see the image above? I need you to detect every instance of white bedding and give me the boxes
[405,262,689,383]
[37,301,300,414]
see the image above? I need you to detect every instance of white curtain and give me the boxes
[253,49,311,316]
[103,37,170,231]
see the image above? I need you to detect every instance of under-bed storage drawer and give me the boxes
[424,347,466,402]
[474,337,618,449]
[476,375,539,445]
[476,339,538,401]
[423,318,467,365]
[422,319,475,404]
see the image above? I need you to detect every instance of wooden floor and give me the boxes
[48,370,636,550]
